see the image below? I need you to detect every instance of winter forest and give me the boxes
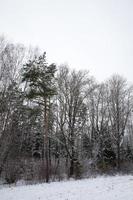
[0,36,133,184]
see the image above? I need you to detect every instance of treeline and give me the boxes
[0,36,133,184]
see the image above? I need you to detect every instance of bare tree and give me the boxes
[56,66,95,177]
[107,75,133,170]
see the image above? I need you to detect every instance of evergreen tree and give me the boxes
[22,52,56,182]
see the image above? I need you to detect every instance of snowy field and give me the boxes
[0,175,133,200]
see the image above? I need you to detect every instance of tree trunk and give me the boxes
[44,98,49,183]
[69,142,75,177]
[117,139,120,171]
[116,96,121,171]
[70,158,74,177]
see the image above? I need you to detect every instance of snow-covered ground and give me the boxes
[0,175,133,200]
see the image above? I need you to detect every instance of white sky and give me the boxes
[0,0,133,83]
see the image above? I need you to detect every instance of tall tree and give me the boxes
[22,52,56,182]
[107,75,133,170]
[56,66,94,177]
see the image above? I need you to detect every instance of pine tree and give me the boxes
[22,52,56,182]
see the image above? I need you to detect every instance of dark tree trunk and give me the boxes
[117,139,121,171]
[69,158,74,177]
[69,142,75,177]
[44,98,49,183]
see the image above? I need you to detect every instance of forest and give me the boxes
[0,36,133,184]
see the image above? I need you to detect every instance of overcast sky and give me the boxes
[0,0,133,82]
